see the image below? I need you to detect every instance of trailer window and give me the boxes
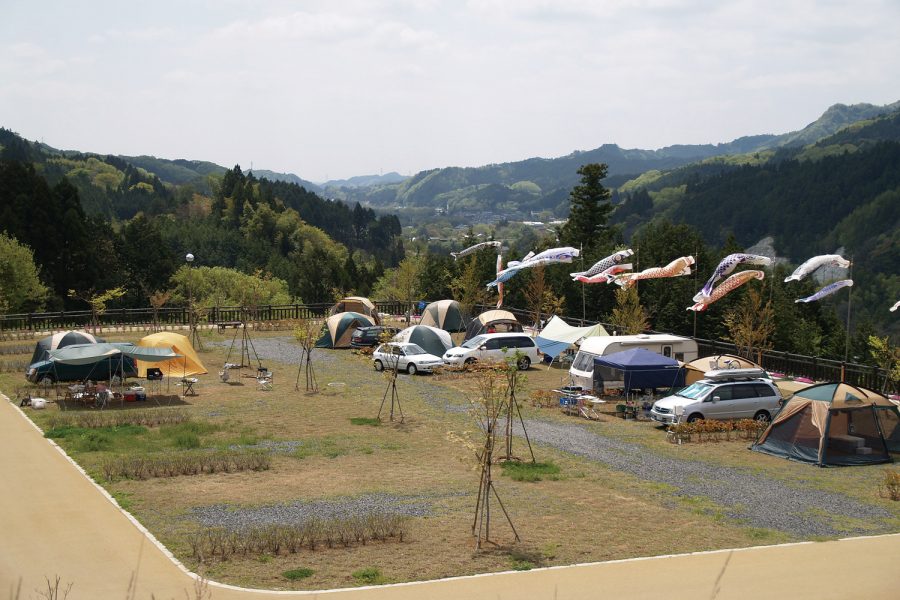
[572,351,597,371]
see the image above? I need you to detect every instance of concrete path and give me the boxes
[2,396,898,600]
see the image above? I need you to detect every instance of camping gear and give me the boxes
[135,332,206,378]
[30,398,47,410]
[535,316,608,362]
[463,309,521,341]
[591,347,685,394]
[392,325,452,359]
[29,330,102,366]
[752,382,900,466]
[329,297,381,325]
[683,354,765,385]
[419,299,468,332]
[316,312,375,348]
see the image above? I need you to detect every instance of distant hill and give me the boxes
[323,101,900,216]
[322,172,407,188]
[245,169,322,194]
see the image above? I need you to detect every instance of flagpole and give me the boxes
[844,257,853,364]
[580,243,585,323]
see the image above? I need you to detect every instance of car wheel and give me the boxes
[753,410,771,423]
[464,358,476,366]
[374,360,384,372]
[517,356,531,371]
[687,413,704,423]
[407,363,418,375]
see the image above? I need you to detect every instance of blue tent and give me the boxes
[592,347,684,393]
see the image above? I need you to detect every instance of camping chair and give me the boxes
[257,367,273,391]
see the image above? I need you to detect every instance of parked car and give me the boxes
[26,355,138,385]
[442,332,540,371]
[650,368,782,425]
[351,326,400,348]
[373,342,443,375]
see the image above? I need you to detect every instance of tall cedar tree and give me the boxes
[560,163,612,252]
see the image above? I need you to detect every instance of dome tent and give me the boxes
[752,382,900,467]
[30,330,102,367]
[392,325,452,358]
[136,332,207,378]
[419,300,467,333]
[683,354,764,385]
[329,296,381,325]
[463,309,521,341]
[316,312,375,348]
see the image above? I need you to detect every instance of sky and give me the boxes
[2,0,899,183]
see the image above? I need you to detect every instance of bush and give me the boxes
[882,470,900,501]
[100,450,270,481]
[174,433,202,449]
[282,568,314,580]
[46,409,190,429]
[666,419,767,444]
[500,461,560,482]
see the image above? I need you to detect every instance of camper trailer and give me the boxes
[569,334,698,391]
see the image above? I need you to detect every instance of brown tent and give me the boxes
[752,382,900,466]
[463,309,522,341]
[329,296,380,325]
[683,354,762,384]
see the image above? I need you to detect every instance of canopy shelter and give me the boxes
[535,316,608,361]
[463,309,522,341]
[683,354,763,385]
[46,342,180,383]
[329,296,381,325]
[316,312,375,348]
[752,382,900,467]
[592,347,685,394]
[136,332,207,378]
[419,299,467,332]
[392,325,452,358]
[30,330,102,366]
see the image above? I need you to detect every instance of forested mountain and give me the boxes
[322,101,900,216]
[0,129,404,311]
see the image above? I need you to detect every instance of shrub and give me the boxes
[500,461,560,482]
[100,450,270,481]
[46,409,190,429]
[882,470,900,501]
[174,432,202,449]
[283,568,314,580]
[666,419,767,444]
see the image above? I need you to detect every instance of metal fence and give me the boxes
[1,301,891,390]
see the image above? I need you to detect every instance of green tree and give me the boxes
[0,233,48,312]
[559,163,612,252]
[607,286,649,335]
[371,254,425,308]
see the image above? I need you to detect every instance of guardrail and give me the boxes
[1,302,891,390]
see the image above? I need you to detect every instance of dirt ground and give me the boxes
[3,326,898,590]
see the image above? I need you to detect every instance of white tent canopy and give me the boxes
[535,316,609,360]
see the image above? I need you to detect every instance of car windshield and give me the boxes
[461,336,486,349]
[675,382,713,399]
[404,344,427,355]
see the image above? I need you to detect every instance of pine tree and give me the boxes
[560,163,612,252]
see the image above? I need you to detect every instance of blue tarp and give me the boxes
[593,347,684,393]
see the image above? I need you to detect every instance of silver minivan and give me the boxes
[442,332,539,371]
[650,369,782,424]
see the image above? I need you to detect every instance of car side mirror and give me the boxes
[712,396,720,403]
[479,345,486,351]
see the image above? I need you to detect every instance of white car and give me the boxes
[373,342,443,375]
[650,369,782,425]
[442,332,540,371]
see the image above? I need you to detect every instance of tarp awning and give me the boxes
[535,316,608,359]
[48,343,180,365]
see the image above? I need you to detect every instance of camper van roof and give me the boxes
[579,333,693,351]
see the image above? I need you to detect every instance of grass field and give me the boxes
[3,324,899,591]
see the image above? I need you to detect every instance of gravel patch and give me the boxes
[515,419,893,538]
[208,336,345,371]
[227,440,305,454]
[187,492,461,531]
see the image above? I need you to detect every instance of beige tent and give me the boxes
[683,354,763,384]
[752,382,900,466]
[464,309,522,340]
[135,332,207,377]
[316,312,375,348]
[419,299,467,332]
[330,296,381,325]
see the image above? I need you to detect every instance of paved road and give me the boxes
[2,395,898,599]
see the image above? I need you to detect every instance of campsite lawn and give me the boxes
[2,327,899,590]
